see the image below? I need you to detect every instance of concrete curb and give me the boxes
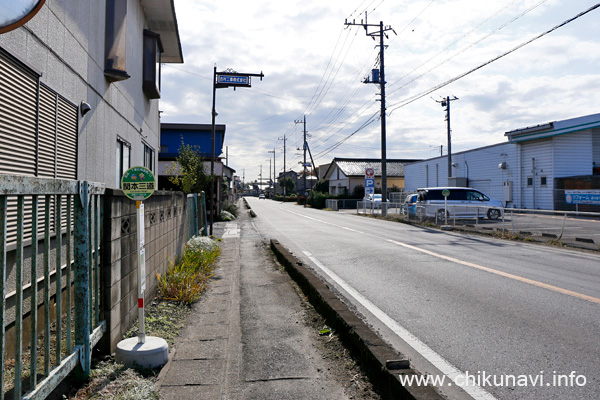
[270,239,445,400]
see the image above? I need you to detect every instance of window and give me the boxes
[142,30,163,99]
[104,0,130,81]
[0,52,77,179]
[527,177,533,186]
[143,142,154,172]
[116,138,131,187]
[465,191,482,201]
[540,176,547,186]
[1,50,77,244]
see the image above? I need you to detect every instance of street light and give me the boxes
[209,66,264,235]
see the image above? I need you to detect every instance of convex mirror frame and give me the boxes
[0,0,46,34]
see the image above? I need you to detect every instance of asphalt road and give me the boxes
[246,197,600,400]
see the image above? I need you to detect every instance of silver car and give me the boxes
[416,187,503,220]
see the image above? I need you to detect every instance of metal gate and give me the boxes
[0,175,105,399]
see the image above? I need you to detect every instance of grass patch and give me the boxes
[124,300,193,347]
[69,360,159,400]
[156,236,221,304]
[66,236,221,399]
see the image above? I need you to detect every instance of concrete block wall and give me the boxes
[101,189,188,353]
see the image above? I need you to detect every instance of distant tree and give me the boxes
[313,179,329,193]
[166,142,213,194]
[352,184,365,199]
[279,177,296,194]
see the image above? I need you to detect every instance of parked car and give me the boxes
[416,187,503,220]
[403,193,418,216]
[364,193,384,207]
[259,193,265,199]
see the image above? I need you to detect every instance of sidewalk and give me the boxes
[156,211,353,399]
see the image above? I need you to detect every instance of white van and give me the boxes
[416,187,503,220]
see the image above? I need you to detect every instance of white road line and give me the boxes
[302,250,497,400]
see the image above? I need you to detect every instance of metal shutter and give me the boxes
[56,95,77,180]
[1,54,78,244]
[38,84,57,178]
[0,54,38,176]
[39,84,78,180]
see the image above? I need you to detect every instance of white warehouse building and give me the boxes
[404,113,600,210]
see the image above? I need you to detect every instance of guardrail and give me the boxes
[357,201,599,249]
[0,175,106,399]
[356,201,404,215]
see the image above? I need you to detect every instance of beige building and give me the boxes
[322,158,419,196]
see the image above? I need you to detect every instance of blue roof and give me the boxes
[160,123,226,159]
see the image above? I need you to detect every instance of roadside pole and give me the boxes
[136,200,145,343]
[211,66,264,232]
[116,166,168,368]
[441,189,453,231]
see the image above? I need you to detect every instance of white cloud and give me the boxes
[161,0,600,183]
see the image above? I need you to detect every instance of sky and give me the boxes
[159,0,600,184]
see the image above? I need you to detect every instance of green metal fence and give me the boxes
[186,192,208,239]
[0,175,106,399]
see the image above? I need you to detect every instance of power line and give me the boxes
[386,0,548,97]
[388,3,600,114]
[313,111,380,159]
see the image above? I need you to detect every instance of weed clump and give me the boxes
[156,236,221,304]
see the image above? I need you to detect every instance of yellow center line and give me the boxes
[386,239,600,305]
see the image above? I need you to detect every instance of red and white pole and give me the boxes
[136,200,146,343]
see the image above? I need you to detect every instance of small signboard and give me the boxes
[442,189,450,197]
[140,248,146,293]
[365,168,376,197]
[138,203,145,246]
[121,166,156,201]
[565,190,600,205]
[217,74,251,87]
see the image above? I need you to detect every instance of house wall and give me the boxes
[328,166,349,195]
[593,128,600,166]
[553,131,593,178]
[159,128,225,159]
[520,139,553,209]
[405,142,518,206]
[0,0,160,189]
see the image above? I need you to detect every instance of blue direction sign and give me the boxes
[217,74,251,87]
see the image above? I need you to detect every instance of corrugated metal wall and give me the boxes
[553,131,593,177]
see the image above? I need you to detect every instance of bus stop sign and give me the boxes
[121,166,156,201]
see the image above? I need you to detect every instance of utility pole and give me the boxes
[268,158,272,193]
[295,115,307,207]
[278,135,287,200]
[345,13,395,216]
[268,149,276,196]
[436,96,458,180]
